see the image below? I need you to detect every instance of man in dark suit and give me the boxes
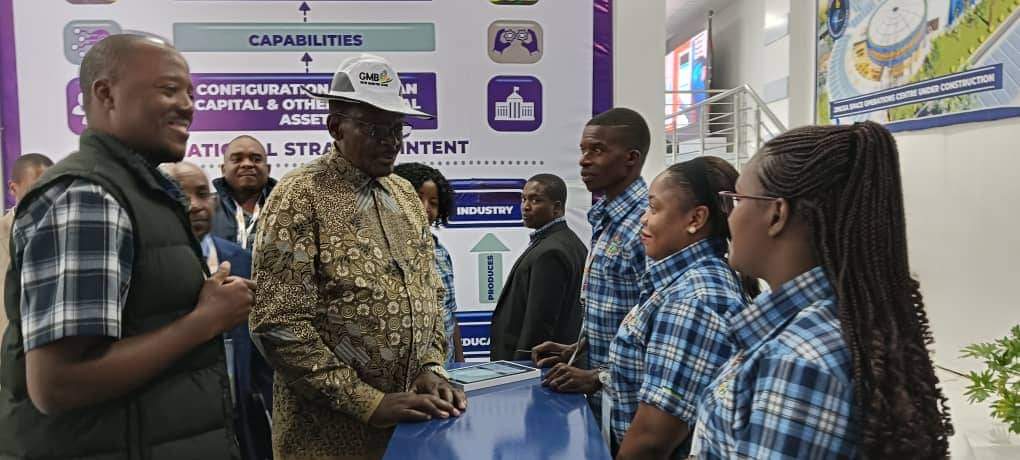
[490,174,587,361]
[163,161,273,460]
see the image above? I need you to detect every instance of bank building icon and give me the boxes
[494,86,536,121]
[487,75,542,132]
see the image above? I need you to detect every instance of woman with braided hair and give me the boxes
[691,121,952,459]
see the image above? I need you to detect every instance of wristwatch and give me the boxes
[422,363,450,380]
[596,367,611,391]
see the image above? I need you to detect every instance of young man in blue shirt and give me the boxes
[533,107,651,436]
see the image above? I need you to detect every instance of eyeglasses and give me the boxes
[185,190,217,203]
[331,113,413,141]
[718,191,780,214]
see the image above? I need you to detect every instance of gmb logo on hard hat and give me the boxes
[359,70,393,87]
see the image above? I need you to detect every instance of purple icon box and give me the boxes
[66,72,437,134]
[487,75,542,132]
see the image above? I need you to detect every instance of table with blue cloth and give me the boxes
[384,363,611,460]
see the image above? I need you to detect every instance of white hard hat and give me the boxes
[305,54,434,119]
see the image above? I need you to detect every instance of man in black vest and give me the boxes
[0,34,255,459]
[489,174,587,361]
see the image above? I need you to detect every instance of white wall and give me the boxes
[711,0,765,100]
[896,119,1020,367]
[786,2,815,128]
[710,0,816,128]
[614,0,667,180]
[561,0,666,245]
[713,0,785,118]
[710,0,1020,367]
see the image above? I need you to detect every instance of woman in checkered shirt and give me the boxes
[692,122,952,459]
[609,156,757,459]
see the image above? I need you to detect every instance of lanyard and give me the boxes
[689,423,703,458]
[601,391,613,446]
[205,239,220,274]
[568,223,613,365]
[202,240,236,408]
[580,246,597,302]
[233,200,260,250]
[581,210,615,300]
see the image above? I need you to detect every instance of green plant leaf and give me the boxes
[961,329,1020,435]
[962,342,998,360]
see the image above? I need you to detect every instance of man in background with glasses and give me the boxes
[162,161,274,460]
[251,54,466,460]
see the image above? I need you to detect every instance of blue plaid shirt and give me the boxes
[582,178,647,415]
[433,235,458,364]
[608,237,744,454]
[12,179,134,352]
[11,163,187,353]
[583,178,647,369]
[692,266,858,459]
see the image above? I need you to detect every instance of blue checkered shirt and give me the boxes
[11,179,134,352]
[692,266,858,459]
[433,235,458,364]
[608,237,744,454]
[582,178,647,415]
[583,178,647,368]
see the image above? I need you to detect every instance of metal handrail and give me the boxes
[741,85,786,131]
[665,89,729,95]
[663,85,787,168]
[665,84,784,130]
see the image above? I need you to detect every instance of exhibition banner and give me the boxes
[0,0,613,361]
[816,0,1020,131]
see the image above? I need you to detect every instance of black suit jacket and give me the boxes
[489,221,588,361]
[211,236,274,460]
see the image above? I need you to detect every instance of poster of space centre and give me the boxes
[0,0,614,361]
[816,0,1020,131]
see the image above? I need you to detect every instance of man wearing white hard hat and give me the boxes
[251,54,466,459]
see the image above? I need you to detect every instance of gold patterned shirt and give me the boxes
[251,152,447,459]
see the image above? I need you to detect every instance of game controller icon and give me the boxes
[493,28,540,55]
